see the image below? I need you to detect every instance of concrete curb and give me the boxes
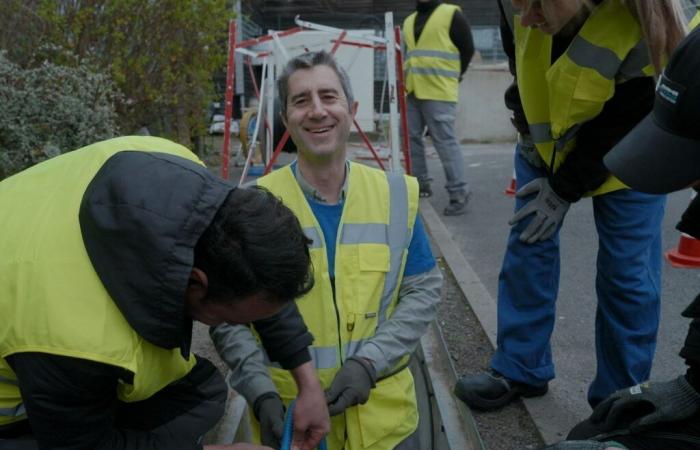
[420,198,577,445]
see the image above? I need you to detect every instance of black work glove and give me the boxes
[590,375,700,432]
[253,392,285,449]
[325,357,377,416]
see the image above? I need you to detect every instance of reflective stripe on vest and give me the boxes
[0,403,25,418]
[403,4,461,101]
[515,0,654,197]
[690,10,700,30]
[304,226,323,249]
[0,137,199,426]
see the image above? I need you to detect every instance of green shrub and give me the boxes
[0,50,122,180]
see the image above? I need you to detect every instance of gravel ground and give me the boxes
[436,258,545,450]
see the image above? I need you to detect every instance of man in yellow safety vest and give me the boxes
[0,136,329,450]
[212,50,443,450]
[402,0,475,216]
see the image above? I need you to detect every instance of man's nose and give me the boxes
[308,96,326,117]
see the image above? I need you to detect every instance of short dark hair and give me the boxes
[194,186,314,304]
[277,50,355,118]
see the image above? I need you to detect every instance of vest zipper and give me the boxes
[330,278,343,360]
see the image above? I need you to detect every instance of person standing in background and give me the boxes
[455,0,686,411]
[403,0,475,216]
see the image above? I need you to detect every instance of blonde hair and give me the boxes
[625,0,687,74]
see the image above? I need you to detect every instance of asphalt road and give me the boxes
[421,142,699,437]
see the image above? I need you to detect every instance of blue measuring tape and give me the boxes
[279,399,328,450]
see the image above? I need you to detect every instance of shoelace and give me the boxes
[280,399,328,450]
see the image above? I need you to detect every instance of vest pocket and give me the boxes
[358,244,390,272]
[355,244,390,314]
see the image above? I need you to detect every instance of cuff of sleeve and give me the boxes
[252,391,282,420]
[225,371,277,405]
[354,342,389,375]
[277,347,312,371]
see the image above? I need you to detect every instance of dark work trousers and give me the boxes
[0,357,227,450]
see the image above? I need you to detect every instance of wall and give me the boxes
[456,63,516,143]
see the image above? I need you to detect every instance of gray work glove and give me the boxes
[590,375,700,432]
[509,177,570,244]
[325,357,377,416]
[253,392,285,449]
[540,441,612,450]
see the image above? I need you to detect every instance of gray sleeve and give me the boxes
[209,323,277,404]
[353,265,443,376]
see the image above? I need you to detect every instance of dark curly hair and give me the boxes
[194,186,314,304]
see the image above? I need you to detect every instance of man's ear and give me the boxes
[351,100,359,119]
[186,267,209,302]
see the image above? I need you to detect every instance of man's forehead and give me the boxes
[288,66,343,94]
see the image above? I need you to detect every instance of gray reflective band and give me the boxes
[263,346,338,370]
[0,403,26,417]
[340,223,388,245]
[567,35,622,80]
[553,124,581,152]
[406,50,460,61]
[618,40,650,80]
[378,173,410,327]
[528,123,551,144]
[0,375,18,385]
[303,226,323,249]
[528,122,578,151]
[405,67,460,79]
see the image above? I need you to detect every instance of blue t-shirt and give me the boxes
[307,196,435,278]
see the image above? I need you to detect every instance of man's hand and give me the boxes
[325,357,377,416]
[291,361,330,450]
[253,393,285,449]
[509,177,569,244]
[590,376,700,432]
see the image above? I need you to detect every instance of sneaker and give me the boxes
[419,181,432,198]
[443,191,471,216]
[453,370,548,411]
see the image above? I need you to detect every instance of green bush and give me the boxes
[0,50,122,180]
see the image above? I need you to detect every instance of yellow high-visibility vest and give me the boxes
[690,9,700,30]
[0,137,199,426]
[403,4,461,102]
[256,162,419,450]
[515,0,656,196]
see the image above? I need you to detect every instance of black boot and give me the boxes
[453,370,548,411]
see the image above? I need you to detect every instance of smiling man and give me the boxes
[211,51,443,450]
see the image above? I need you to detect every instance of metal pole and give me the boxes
[394,25,412,174]
[384,12,401,172]
[221,19,236,180]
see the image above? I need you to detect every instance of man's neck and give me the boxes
[417,0,440,14]
[297,155,347,205]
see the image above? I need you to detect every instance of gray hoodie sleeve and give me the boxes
[354,265,443,376]
[210,324,277,404]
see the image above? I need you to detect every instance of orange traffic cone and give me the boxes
[666,191,700,269]
[505,170,516,197]
[666,233,700,268]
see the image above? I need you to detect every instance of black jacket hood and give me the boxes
[79,151,235,357]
